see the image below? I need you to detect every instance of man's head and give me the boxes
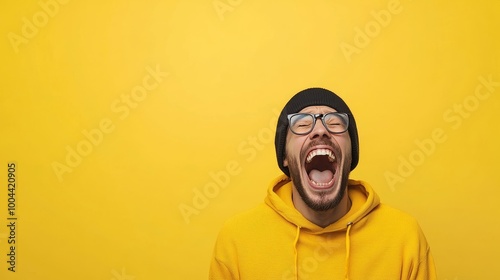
[275,88,359,211]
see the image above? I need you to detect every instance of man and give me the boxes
[209,87,437,279]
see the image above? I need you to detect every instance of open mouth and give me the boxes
[304,148,337,189]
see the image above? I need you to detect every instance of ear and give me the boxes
[283,157,288,167]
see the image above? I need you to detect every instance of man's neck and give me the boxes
[292,189,351,228]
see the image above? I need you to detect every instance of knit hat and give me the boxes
[275,87,359,176]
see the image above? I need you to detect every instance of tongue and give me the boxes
[308,169,334,183]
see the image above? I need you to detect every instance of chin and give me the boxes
[299,174,347,212]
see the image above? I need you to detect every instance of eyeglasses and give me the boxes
[287,112,349,135]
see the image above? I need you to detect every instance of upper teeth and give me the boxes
[306,149,335,163]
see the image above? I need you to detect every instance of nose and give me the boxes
[309,118,330,139]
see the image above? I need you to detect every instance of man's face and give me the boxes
[283,105,352,211]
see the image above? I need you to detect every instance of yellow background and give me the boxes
[1,0,499,279]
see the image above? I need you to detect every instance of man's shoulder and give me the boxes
[365,203,426,240]
[217,203,283,238]
[375,202,416,215]
[220,203,272,227]
[371,203,420,224]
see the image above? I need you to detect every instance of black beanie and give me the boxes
[275,87,359,177]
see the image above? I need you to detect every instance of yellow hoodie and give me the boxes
[209,175,436,280]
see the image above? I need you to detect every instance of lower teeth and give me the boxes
[311,178,334,186]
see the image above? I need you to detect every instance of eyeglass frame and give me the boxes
[287,112,350,135]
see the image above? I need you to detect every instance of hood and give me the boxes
[264,174,380,232]
[264,174,380,279]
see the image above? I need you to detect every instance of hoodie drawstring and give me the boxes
[344,222,353,280]
[293,226,301,280]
